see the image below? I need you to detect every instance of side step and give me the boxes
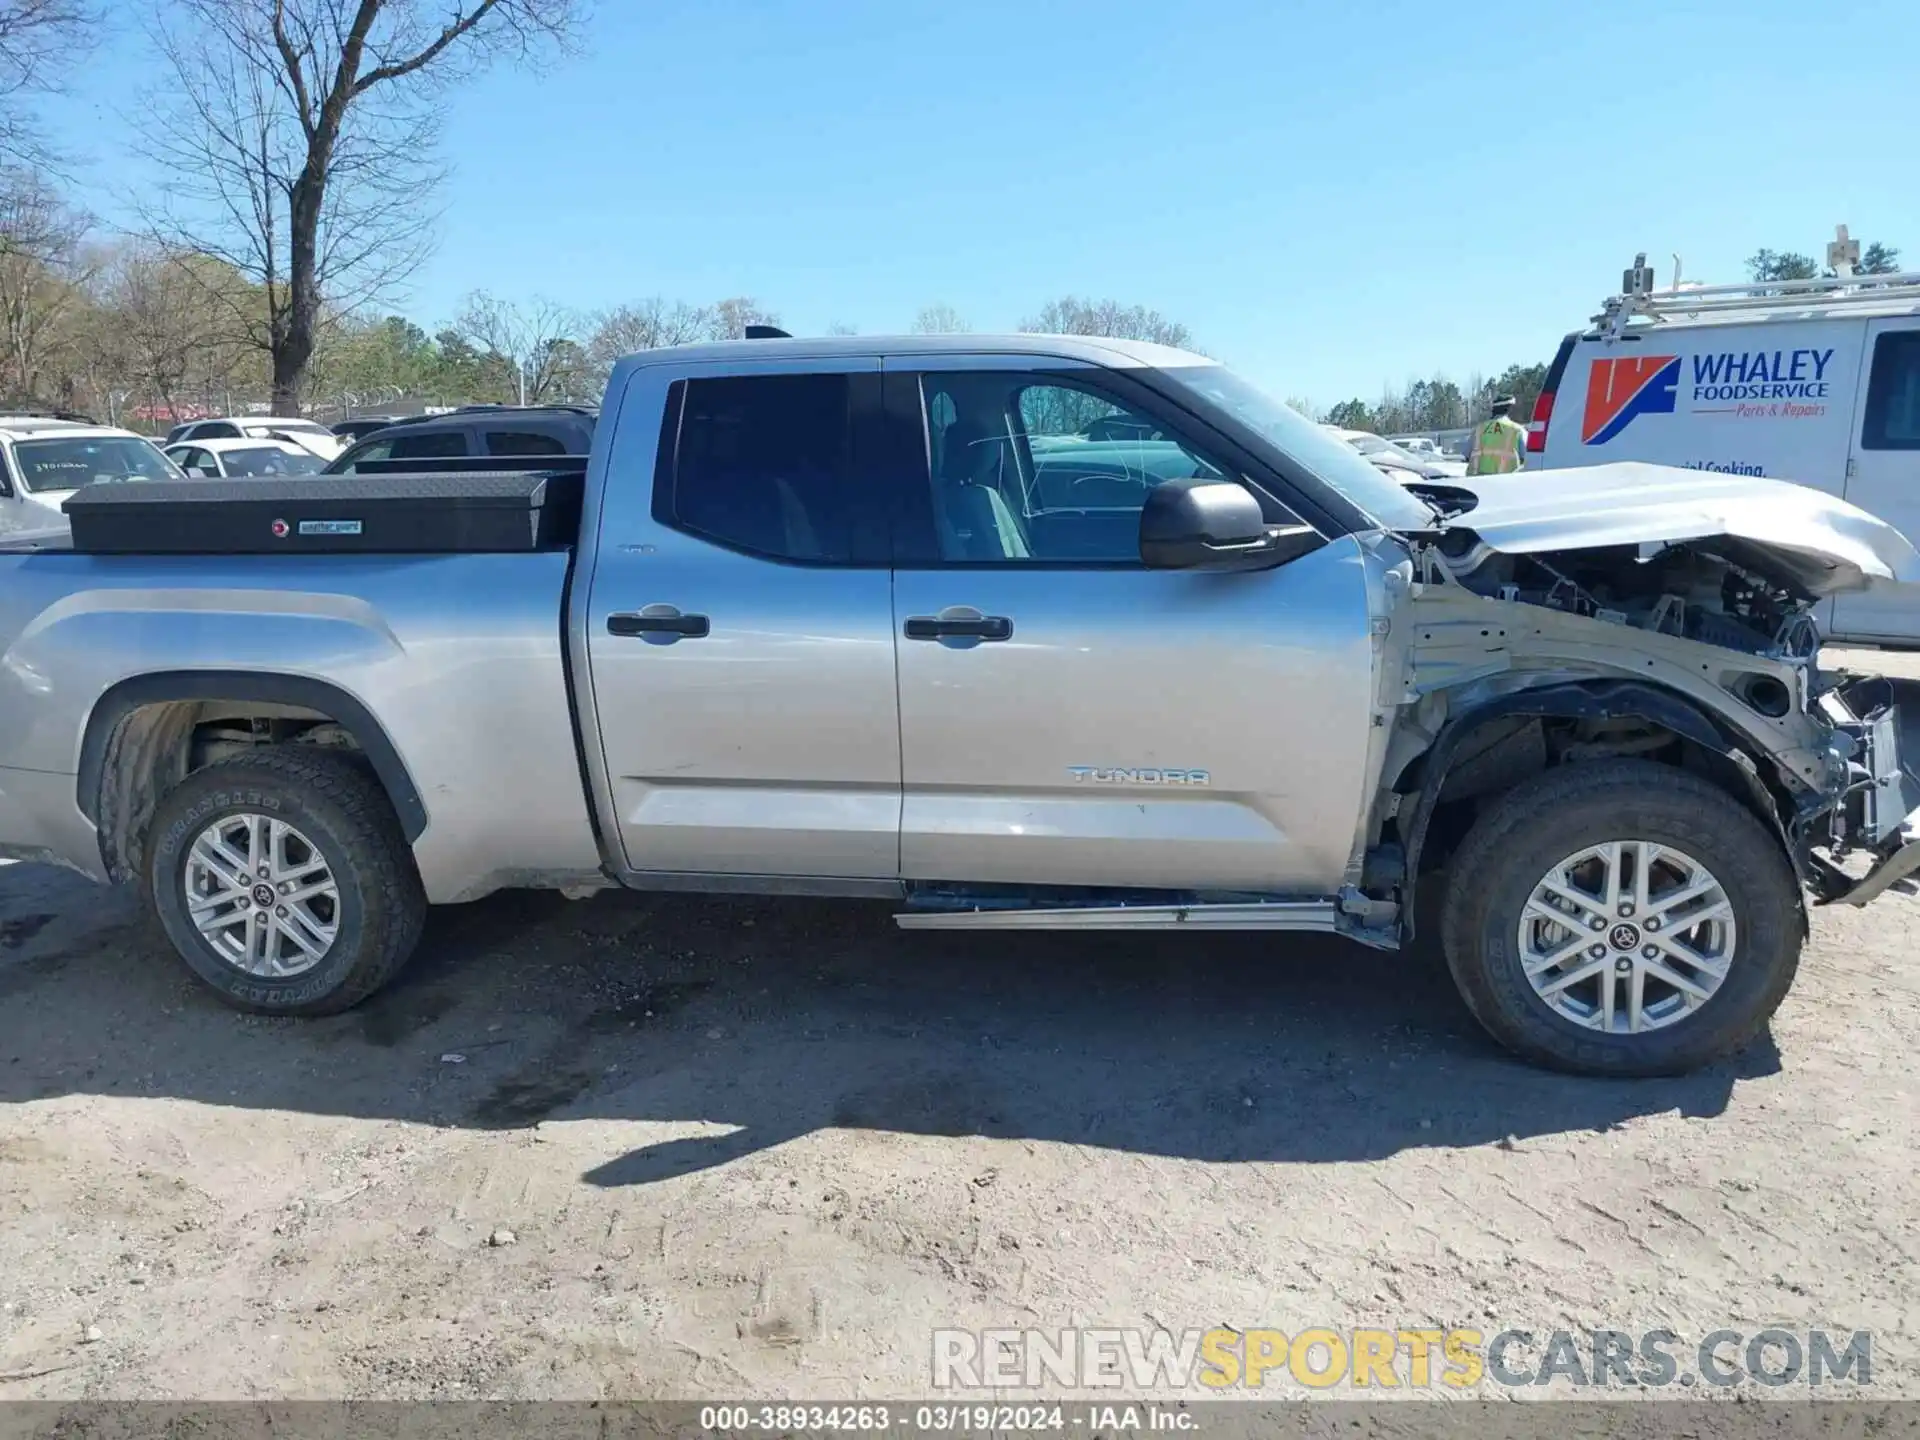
[894,901,1341,932]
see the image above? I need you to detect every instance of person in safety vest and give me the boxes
[1467,395,1527,475]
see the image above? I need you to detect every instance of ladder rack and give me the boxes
[1595,253,1920,339]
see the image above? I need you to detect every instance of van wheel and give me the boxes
[145,747,427,1015]
[1439,759,1801,1076]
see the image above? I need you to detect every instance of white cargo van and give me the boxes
[1530,258,1920,645]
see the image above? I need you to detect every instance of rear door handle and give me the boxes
[607,607,710,640]
[904,614,1012,641]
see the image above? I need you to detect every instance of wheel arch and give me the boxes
[78,671,427,880]
[1394,678,1799,937]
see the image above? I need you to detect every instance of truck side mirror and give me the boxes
[1139,476,1320,571]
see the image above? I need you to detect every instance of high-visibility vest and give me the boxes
[1468,417,1526,475]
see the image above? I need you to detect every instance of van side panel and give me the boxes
[1536,319,1863,495]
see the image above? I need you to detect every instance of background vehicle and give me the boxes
[1529,255,1920,645]
[167,416,345,462]
[1324,424,1468,479]
[165,438,328,479]
[324,404,595,472]
[7,335,1918,1079]
[1390,435,1463,462]
[328,416,405,444]
[0,416,181,534]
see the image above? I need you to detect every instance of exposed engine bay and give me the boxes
[1425,530,1821,661]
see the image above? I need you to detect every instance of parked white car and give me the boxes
[164,437,328,479]
[0,417,182,536]
[1323,426,1469,480]
[1390,435,1464,462]
[164,415,345,462]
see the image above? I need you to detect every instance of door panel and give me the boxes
[893,540,1378,892]
[584,357,901,878]
[1834,320,1920,643]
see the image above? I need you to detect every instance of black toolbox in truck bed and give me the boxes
[63,469,584,554]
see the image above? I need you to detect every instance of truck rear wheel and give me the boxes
[1439,759,1802,1076]
[145,747,427,1015]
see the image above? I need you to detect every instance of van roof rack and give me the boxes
[1597,250,1920,340]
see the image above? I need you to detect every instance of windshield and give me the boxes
[1159,366,1434,529]
[223,446,324,477]
[1347,433,1428,467]
[11,436,182,492]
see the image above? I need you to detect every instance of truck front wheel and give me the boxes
[1439,759,1802,1076]
[145,747,427,1015]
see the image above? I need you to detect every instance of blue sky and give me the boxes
[39,0,1916,407]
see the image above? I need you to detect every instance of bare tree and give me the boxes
[910,302,969,335]
[138,0,577,414]
[0,167,92,402]
[453,290,583,404]
[92,243,259,421]
[1020,296,1195,350]
[0,0,96,167]
[707,296,779,340]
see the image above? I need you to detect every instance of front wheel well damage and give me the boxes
[79,675,426,883]
[1377,681,1807,938]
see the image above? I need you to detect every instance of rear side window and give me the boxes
[654,375,854,563]
[1862,331,1920,450]
[389,430,469,460]
[486,429,569,457]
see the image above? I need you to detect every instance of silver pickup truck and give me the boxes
[4,334,1919,1077]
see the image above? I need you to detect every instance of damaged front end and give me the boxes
[1374,464,1920,915]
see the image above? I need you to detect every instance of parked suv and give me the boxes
[324,405,595,472]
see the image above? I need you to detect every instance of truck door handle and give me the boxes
[904,614,1012,641]
[607,609,710,639]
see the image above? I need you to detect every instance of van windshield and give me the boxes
[12,437,181,492]
[1160,365,1435,530]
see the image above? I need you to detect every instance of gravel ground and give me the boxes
[0,681,1916,1406]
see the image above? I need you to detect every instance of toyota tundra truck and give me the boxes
[4,333,1918,1076]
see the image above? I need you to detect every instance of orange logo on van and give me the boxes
[1582,355,1681,444]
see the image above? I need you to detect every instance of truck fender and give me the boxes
[1395,679,1794,939]
[77,671,428,861]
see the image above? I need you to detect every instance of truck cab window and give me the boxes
[659,374,853,563]
[922,374,1225,563]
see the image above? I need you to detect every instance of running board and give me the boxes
[894,901,1341,932]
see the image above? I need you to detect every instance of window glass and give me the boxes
[921,373,1224,563]
[13,437,179,491]
[388,430,469,460]
[1161,364,1434,529]
[223,446,323,477]
[486,429,568,457]
[339,430,469,471]
[196,423,241,440]
[1864,331,1920,450]
[665,374,852,562]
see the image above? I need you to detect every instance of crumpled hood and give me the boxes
[1416,462,1920,599]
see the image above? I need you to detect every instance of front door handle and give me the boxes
[904,614,1013,641]
[608,607,710,640]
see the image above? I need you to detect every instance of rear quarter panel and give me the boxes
[1538,319,1861,493]
[0,550,603,902]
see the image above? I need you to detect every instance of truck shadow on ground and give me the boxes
[0,863,1775,1184]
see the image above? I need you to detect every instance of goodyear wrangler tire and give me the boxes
[1439,759,1802,1076]
[145,746,426,1015]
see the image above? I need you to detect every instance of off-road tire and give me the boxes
[1440,759,1802,1076]
[145,746,426,1015]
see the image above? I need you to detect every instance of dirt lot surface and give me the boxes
[0,675,1915,1405]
